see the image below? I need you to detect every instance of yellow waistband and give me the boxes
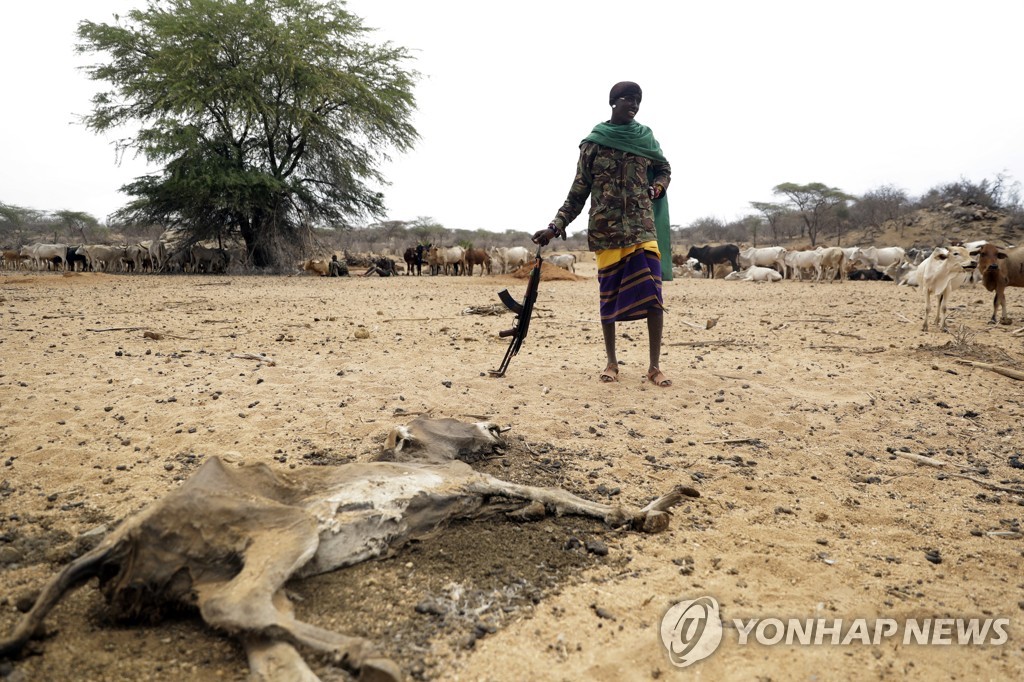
[595,241,660,270]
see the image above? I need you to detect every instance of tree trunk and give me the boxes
[237,209,312,270]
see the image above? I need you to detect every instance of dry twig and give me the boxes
[703,437,759,445]
[229,352,277,366]
[143,331,199,340]
[954,360,1024,381]
[668,340,752,348]
[891,451,945,468]
[941,473,1024,496]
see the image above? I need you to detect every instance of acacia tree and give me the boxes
[772,182,854,246]
[76,0,418,268]
[749,201,787,244]
[54,210,100,243]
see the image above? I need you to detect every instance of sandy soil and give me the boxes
[1,262,1023,682]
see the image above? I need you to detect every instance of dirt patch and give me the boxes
[509,261,585,281]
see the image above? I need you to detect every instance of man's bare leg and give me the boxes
[601,321,618,382]
[646,310,671,386]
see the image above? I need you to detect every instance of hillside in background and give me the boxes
[837,202,1022,250]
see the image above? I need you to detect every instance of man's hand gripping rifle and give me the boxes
[488,244,544,377]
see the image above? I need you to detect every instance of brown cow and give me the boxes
[464,247,491,276]
[971,243,1024,324]
[0,417,692,681]
[2,250,29,270]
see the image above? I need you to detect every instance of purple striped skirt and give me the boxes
[598,248,664,323]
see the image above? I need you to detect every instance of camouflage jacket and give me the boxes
[551,141,671,251]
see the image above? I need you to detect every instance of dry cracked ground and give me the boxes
[0,263,1022,681]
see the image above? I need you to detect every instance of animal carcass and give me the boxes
[0,418,692,682]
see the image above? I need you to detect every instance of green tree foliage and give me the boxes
[54,210,100,243]
[772,182,854,246]
[76,0,419,268]
[749,201,788,244]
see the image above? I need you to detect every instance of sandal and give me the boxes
[647,368,672,387]
[600,364,619,383]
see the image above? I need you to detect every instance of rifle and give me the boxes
[489,245,544,377]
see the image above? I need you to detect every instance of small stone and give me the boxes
[15,592,38,613]
[0,546,24,565]
[414,600,446,616]
[643,510,670,533]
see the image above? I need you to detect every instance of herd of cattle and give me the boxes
[679,241,1024,330]
[400,245,575,276]
[5,238,1022,330]
[2,241,237,274]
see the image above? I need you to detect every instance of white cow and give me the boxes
[738,246,786,273]
[816,247,846,282]
[783,250,820,280]
[124,244,149,272]
[673,258,703,278]
[503,246,530,273]
[428,245,466,275]
[142,240,168,272]
[852,246,905,270]
[27,243,69,270]
[548,253,576,272]
[487,247,507,274]
[724,266,783,282]
[887,261,918,286]
[76,245,126,272]
[917,246,978,332]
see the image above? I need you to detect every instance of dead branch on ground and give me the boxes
[703,437,760,445]
[940,473,1024,496]
[891,451,945,468]
[229,352,277,366]
[668,340,752,348]
[954,360,1024,381]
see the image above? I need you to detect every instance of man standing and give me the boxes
[533,81,672,387]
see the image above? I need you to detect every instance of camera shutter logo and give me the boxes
[660,596,724,667]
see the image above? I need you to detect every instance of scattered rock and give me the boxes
[414,600,447,617]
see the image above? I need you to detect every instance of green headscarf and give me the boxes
[583,121,673,280]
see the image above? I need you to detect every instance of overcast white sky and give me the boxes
[3,0,1023,236]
